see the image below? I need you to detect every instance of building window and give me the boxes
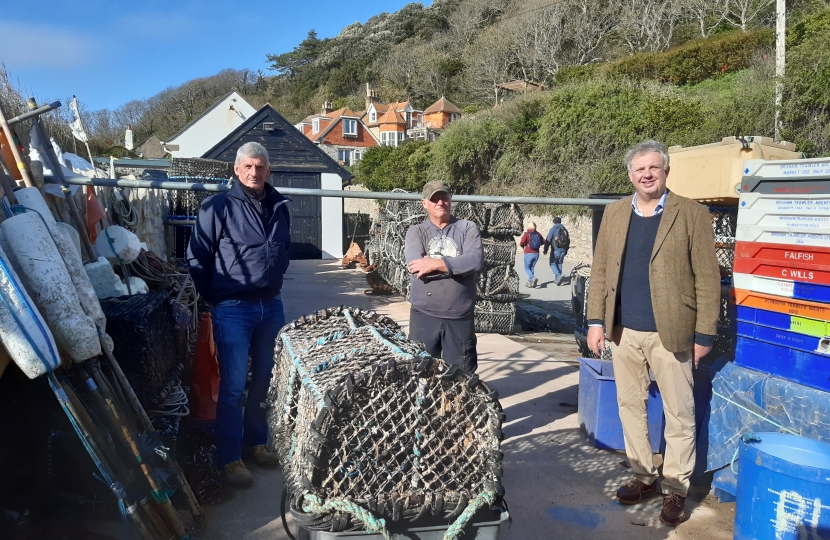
[354,150,362,161]
[338,149,352,165]
[369,111,376,123]
[343,119,357,136]
[312,118,320,133]
[381,131,398,147]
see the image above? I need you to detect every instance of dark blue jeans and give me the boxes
[212,296,285,466]
[549,248,567,282]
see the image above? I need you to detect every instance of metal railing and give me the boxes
[61,176,616,207]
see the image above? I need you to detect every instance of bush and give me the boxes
[603,29,774,85]
[355,141,431,192]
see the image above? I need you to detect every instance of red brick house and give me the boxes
[296,103,378,165]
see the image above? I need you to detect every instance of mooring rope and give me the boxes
[443,490,497,540]
[302,494,392,540]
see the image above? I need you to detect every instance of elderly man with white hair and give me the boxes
[188,142,291,487]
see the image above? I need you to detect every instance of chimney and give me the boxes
[321,102,333,115]
[365,83,380,109]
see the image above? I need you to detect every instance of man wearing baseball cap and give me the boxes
[405,181,484,372]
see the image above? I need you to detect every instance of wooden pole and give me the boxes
[774,0,786,142]
[0,104,33,187]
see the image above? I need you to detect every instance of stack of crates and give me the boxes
[731,159,830,394]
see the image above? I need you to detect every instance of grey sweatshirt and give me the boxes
[405,216,483,318]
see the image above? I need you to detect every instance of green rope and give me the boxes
[444,491,496,540]
[302,494,391,540]
[712,390,800,436]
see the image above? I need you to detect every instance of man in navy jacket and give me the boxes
[188,142,290,487]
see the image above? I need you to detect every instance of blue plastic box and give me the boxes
[734,335,830,392]
[578,358,665,452]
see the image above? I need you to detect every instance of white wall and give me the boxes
[321,173,344,259]
[167,92,257,159]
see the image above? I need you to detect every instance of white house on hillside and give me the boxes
[163,91,257,159]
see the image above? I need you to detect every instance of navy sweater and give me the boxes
[619,211,662,332]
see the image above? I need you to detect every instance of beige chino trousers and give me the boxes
[611,328,696,496]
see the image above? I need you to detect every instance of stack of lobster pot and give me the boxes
[364,193,523,334]
[267,307,505,535]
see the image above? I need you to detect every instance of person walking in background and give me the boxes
[187,142,290,487]
[586,140,720,526]
[544,217,570,285]
[519,223,546,288]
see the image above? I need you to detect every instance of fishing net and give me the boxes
[476,265,520,302]
[571,264,613,360]
[452,202,488,232]
[267,307,504,533]
[709,206,737,278]
[473,301,516,334]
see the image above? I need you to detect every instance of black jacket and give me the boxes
[187,181,291,303]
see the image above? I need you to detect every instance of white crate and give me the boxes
[735,226,830,247]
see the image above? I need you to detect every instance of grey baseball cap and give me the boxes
[422,180,451,200]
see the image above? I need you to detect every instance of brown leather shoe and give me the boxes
[660,493,686,526]
[616,478,658,505]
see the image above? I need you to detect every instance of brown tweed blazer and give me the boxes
[586,191,721,353]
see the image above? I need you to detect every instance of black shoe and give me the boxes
[660,493,686,526]
[616,479,658,505]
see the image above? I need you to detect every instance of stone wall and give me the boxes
[519,213,593,264]
[343,184,380,218]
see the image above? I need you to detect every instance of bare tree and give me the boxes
[682,0,731,37]
[463,25,515,105]
[620,0,686,53]
[561,0,620,66]
[724,0,775,31]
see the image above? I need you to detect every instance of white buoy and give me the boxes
[96,225,141,264]
[125,276,149,295]
[87,257,128,299]
[15,188,107,329]
[0,244,61,379]
[1,212,101,361]
[56,221,82,260]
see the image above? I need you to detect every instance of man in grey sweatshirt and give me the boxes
[405,181,484,373]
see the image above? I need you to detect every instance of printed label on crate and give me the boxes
[733,273,830,303]
[735,241,830,265]
[736,305,830,338]
[734,257,830,285]
[735,226,830,247]
[736,320,827,355]
[739,193,830,212]
[737,209,830,229]
[734,288,830,321]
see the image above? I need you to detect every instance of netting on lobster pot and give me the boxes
[267,307,505,534]
[481,238,517,267]
[476,265,520,302]
[485,203,523,237]
[452,202,488,232]
[473,300,516,334]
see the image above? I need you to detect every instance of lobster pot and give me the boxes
[267,307,504,533]
[485,203,523,237]
[709,205,737,278]
[571,264,613,360]
[453,202,489,232]
[482,238,517,267]
[476,265,519,302]
[474,301,515,334]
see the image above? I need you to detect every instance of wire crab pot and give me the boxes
[476,265,520,303]
[267,307,505,534]
[473,301,516,335]
[709,205,737,278]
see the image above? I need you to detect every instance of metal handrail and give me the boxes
[59,176,617,206]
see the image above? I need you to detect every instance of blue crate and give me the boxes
[734,335,830,392]
[735,320,825,353]
[577,358,665,453]
[712,466,737,503]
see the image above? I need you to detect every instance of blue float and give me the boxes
[735,432,830,540]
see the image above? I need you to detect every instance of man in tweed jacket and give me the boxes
[586,140,720,526]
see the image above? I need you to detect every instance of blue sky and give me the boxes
[1,0,428,111]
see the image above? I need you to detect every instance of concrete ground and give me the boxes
[196,259,736,540]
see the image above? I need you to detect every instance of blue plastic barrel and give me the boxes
[735,432,830,540]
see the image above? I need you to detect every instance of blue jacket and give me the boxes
[544,223,568,255]
[187,181,291,303]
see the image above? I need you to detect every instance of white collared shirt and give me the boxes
[631,189,669,217]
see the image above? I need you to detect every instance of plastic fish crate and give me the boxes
[734,335,830,392]
[577,358,665,453]
[736,305,830,338]
[733,273,830,303]
[734,241,830,265]
[733,257,830,286]
[735,226,830,247]
[733,288,830,322]
[738,193,830,230]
